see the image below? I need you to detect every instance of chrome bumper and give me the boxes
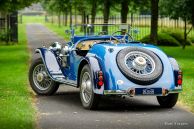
[104,89,182,96]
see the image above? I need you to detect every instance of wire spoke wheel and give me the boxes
[116,47,163,85]
[125,51,156,75]
[29,58,59,95]
[81,72,92,104]
[33,64,52,91]
[79,64,100,109]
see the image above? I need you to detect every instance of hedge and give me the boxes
[140,32,180,46]
[162,30,192,46]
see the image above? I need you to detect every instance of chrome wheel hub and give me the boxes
[133,56,147,70]
[81,72,92,104]
[33,64,52,91]
[37,73,44,82]
[125,51,156,75]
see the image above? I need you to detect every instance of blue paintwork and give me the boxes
[86,43,175,91]
[35,30,182,96]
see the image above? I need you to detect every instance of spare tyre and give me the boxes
[116,47,163,85]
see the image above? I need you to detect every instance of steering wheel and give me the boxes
[110,30,133,43]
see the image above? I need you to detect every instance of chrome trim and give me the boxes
[104,89,182,96]
[104,90,126,95]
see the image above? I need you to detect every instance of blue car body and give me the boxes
[36,30,182,97]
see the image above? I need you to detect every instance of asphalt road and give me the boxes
[27,24,194,129]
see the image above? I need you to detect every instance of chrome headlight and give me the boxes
[61,45,70,55]
[49,42,62,51]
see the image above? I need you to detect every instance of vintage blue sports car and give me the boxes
[29,24,182,109]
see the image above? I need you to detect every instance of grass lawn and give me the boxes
[161,46,194,112]
[21,15,45,24]
[0,24,35,129]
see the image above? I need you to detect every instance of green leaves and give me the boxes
[0,0,39,12]
[160,0,194,25]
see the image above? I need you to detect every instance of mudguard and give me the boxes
[168,57,179,70]
[35,48,76,86]
[84,56,104,94]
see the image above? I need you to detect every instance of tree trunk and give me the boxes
[91,0,97,33]
[75,4,77,24]
[192,0,194,26]
[80,11,86,33]
[150,0,159,44]
[62,13,64,26]
[69,3,72,27]
[121,0,129,34]
[6,14,10,44]
[131,13,133,26]
[51,13,54,24]
[183,18,187,49]
[91,0,97,24]
[102,0,110,32]
[65,9,68,26]
[58,12,61,27]
[121,0,129,23]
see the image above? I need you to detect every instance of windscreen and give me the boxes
[72,24,131,36]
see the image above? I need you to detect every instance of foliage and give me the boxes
[162,29,192,45]
[140,32,180,46]
[0,0,39,13]
[130,0,150,14]
[0,31,7,41]
[189,36,194,43]
[160,0,194,26]
[160,0,194,48]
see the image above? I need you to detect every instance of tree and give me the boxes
[91,0,98,24]
[0,0,39,13]
[121,0,129,24]
[41,0,71,27]
[150,0,159,44]
[160,0,194,49]
[102,0,111,32]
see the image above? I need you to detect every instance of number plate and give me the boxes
[135,88,162,95]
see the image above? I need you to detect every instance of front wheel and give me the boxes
[29,58,59,95]
[79,65,100,109]
[157,93,179,108]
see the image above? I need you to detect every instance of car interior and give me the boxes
[76,40,103,56]
[75,39,115,56]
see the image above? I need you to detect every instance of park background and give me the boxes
[0,0,194,129]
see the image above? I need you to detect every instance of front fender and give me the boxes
[35,48,68,84]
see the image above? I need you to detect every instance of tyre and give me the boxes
[29,57,59,95]
[157,93,179,108]
[116,47,163,85]
[79,64,100,109]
